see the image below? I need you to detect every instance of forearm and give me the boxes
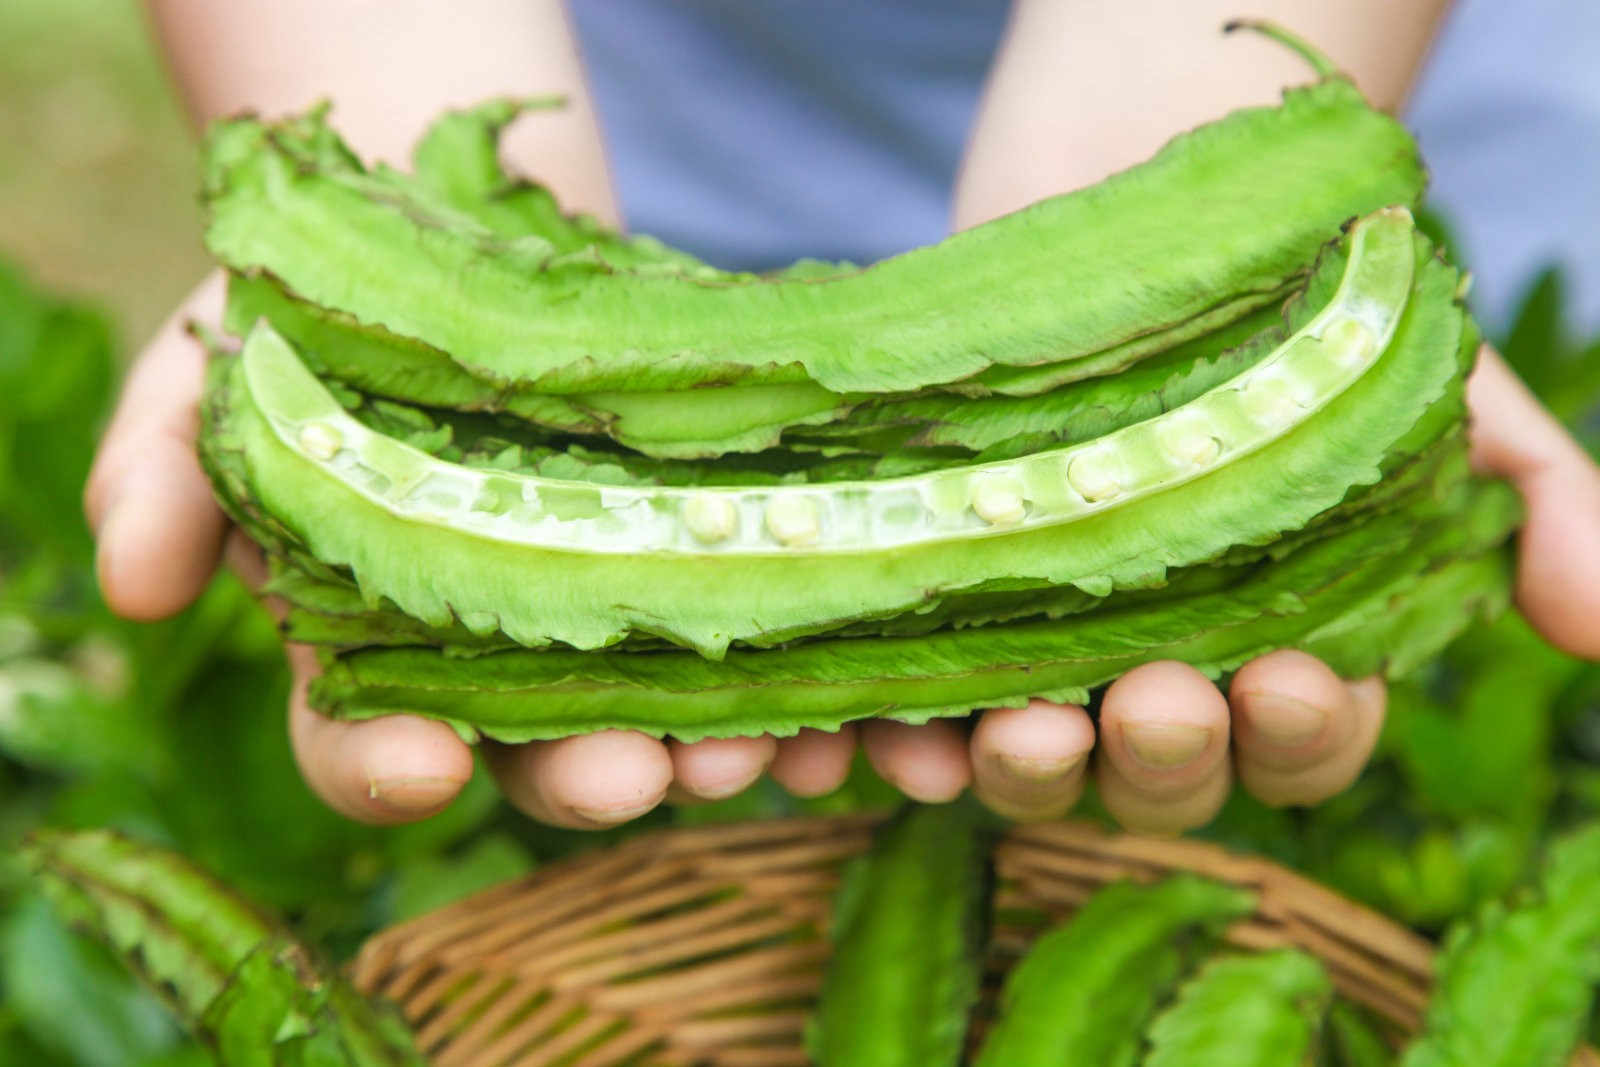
[954,0,1453,229]
[145,0,618,223]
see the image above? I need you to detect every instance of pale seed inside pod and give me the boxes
[765,495,820,547]
[1239,375,1302,429]
[1157,415,1223,467]
[970,476,1027,526]
[1066,449,1123,503]
[297,421,343,461]
[683,495,739,544]
[1324,318,1378,368]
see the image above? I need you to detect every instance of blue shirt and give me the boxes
[571,0,1600,334]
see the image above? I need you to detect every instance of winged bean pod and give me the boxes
[23,830,425,1067]
[971,876,1255,1066]
[806,801,991,1067]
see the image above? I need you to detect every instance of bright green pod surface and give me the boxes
[308,480,1518,742]
[1400,823,1600,1067]
[806,802,991,1067]
[273,427,1467,658]
[224,99,863,459]
[222,262,1280,460]
[225,271,862,459]
[811,295,1292,458]
[408,98,736,278]
[24,830,425,1066]
[972,876,1255,1067]
[203,211,1454,658]
[1142,950,1332,1067]
[202,60,1423,397]
[224,274,607,437]
[264,371,1475,658]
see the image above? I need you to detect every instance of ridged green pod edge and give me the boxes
[23,830,425,1067]
[972,875,1255,1066]
[1142,949,1332,1066]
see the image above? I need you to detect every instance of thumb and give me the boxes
[84,273,229,620]
[1467,345,1600,659]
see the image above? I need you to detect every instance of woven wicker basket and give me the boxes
[352,815,1600,1067]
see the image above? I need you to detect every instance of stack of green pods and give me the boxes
[197,28,1519,745]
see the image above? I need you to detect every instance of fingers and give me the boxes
[1468,346,1600,659]
[771,726,858,798]
[862,719,972,803]
[970,700,1095,820]
[668,735,778,801]
[1230,651,1387,807]
[223,527,274,595]
[1095,662,1232,835]
[86,272,229,621]
[487,729,674,829]
[285,644,474,825]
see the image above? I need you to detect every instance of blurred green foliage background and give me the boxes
[0,0,209,349]
[1,2,1598,1063]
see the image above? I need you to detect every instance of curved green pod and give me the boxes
[227,263,1292,476]
[202,49,1423,398]
[308,480,1518,742]
[807,295,1293,458]
[1142,950,1333,1067]
[205,211,1452,657]
[271,419,1472,659]
[223,272,871,460]
[972,876,1255,1067]
[806,801,991,1067]
[222,261,1281,460]
[223,99,863,459]
[23,829,424,1067]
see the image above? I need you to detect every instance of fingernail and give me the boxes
[570,798,660,825]
[1245,695,1328,747]
[994,751,1087,782]
[1121,722,1213,768]
[368,775,461,815]
[689,775,759,801]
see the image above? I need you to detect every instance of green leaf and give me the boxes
[1383,613,1577,826]
[0,894,183,1066]
[0,656,168,781]
[1501,268,1568,402]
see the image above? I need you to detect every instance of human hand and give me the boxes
[890,344,1598,834]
